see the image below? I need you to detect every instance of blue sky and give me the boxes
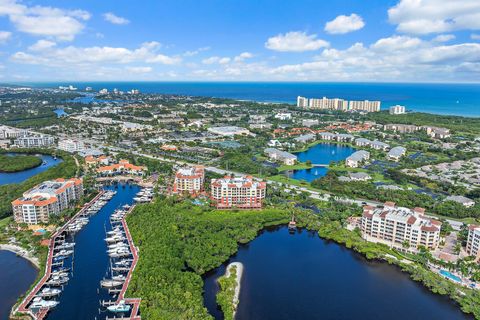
[0,0,479,82]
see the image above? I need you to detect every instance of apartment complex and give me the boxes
[297,96,381,112]
[264,148,297,165]
[14,135,55,148]
[172,165,205,195]
[96,159,146,175]
[0,125,28,139]
[389,105,406,115]
[12,178,84,224]
[210,175,266,209]
[345,150,370,168]
[361,202,441,250]
[466,225,480,260]
[58,139,85,153]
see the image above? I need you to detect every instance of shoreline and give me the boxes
[225,262,243,319]
[0,244,40,269]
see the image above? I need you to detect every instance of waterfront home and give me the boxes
[172,165,205,196]
[370,140,390,151]
[387,146,407,161]
[96,159,146,176]
[210,175,266,209]
[444,195,475,208]
[345,150,370,168]
[14,134,55,148]
[319,132,336,141]
[264,148,297,165]
[336,133,355,143]
[294,134,316,144]
[361,202,441,251]
[355,138,371,147]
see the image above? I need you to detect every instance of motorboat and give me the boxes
[54,249,73,257]
[107,300,131,313]
[51,267,70,274]
[100,279,124,288]
[108,247,130,256]
[105,235,126,243]
[55,242,75,250]
[114,259,132,267]
[46,275,69,286]
[30,297,59,309]
[37,287,62,297]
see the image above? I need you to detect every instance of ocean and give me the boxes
[22,82,480,117]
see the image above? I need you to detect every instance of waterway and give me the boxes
[284,143,356,182]
[203,226,472,320]
[0,250,38,320]
[0,153,62,186]
[47,184,139,320]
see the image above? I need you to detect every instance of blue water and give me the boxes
[23,82,480,117]
[285,143,356,182]
[203,226,472,320]
[0,250,38,320]
[53,109,68,118]
[0,153,62,185]
[440,270,462,283]
[47,184,139,320]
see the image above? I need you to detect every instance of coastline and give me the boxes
[0,244,40,269]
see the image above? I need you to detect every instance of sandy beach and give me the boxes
[0,244,40,269]
[225,262,244,318]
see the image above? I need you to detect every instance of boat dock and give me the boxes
[14,191,107,320]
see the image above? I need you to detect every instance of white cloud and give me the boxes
[126,66,152,73]
[388,0,480,35]
[202,56,231,64]
[0,30,11,43]
[265,31,329,52]
[103,12,129,25]
[183,46,210,57]
[432,34,456,42]
[324,14,365,34]
[472,34,480,40]
[371,35,422,51]
[234,52,253,62]
[0,0,90,41]
[28,39,56,51]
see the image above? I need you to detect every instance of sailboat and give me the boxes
[107,300,131,313]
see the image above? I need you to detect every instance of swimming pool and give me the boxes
[440,270,461,282]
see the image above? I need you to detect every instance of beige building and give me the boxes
[210,175,266,209]
[173,166,205,195]
[12,178,84,224]
[466,225,480,260]
[361,202,441,251]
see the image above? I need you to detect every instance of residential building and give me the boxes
[389,105,406,115]
[96,159,146,175]
[387,146,407,161]
[423,126,451,139]
[294,134,316,144]
[85,155,110,166]
[173,166,205,195]
[12,178,84,224]
[361,202,442,250]
[297,96,309,108]
[0,125,28,139]
[370,140,390,151]
[210,175,266,209]
[349,100,381,112]
[58,139,85,153]
[319,132,336,141]
[345,150,370,168]
[466,225,480,260]
[335,133,355,142]
[302,119,319,127]
[274,113,292,121]
[355,138,371,147]
[14,135,55,148]
[264,148,297,165]
[383,124,420,133]
[308,97,348,111]
[207,126,250,137]
[445,195,475,208]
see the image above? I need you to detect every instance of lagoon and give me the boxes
[0,153,62,185]
[203,226,471,320]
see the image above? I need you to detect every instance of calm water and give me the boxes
[24,82,480,117]
[0,251,38,320]
[0,153,62,185]
[203,226,472,320]
[47,184,139,320]
[53,108,68,118]
[284,143,356,182]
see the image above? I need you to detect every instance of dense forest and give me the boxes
[0,154,42,172]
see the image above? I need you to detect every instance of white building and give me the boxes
[467,225,480,260]
[349,100,381,112]
[297,96,309,108]
[58,139,85,153]
[15,135,55,148]
[309,97,348,111]
[387,146,407,161]
[207,126,250,137]
[345,150,370,168]
[264,148,297,165]
[389,105,406,115]
[361,202,441,250]
[445,195,476,208]
[274,113,292,121]
[0,125,28,139]
[302,119,319,127]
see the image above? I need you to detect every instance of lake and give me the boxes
[0,153,62,185]
[0,251,38,320]
[284,143,356,182]
[203,226,472,320]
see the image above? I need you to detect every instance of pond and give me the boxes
[53,109,68,118]
[0,153,62,185]
[203,226,472,320]
[283,143,356,182]
[0,250,38,320]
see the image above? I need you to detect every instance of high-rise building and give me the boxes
[466,225,480,260]
[297,96,380,112]
[361,202,441,250]
[14,135,55,148]
[12,178,84,224]
[297,96,309,108]
[389,105,406,115]
[58,139,85,153]
[173,166,205,195]
[348,100,381,112]
[210,175,266,209]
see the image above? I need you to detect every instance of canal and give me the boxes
[283,143,356,182]
[0,153,62,186]
[203,226,472,320]
[47,184,139,320]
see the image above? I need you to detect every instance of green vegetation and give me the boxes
[0,154,42,172]
[125,197,290,319]
[0,149,77,219]
[216,266,237,320]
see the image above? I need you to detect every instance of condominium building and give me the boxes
[345,150,370,168]
[383,124,420,133]
[361,202,441,250]
[12,178,84,224]
[210,175,267,209]
[0,125,28,139]
[308,97,348,111]
[264,148,297,165]
[466,225,480,260]
[58,139,85,153]
[387,146,407,161]
[172,165,205,195]
[297,96,309,108]
[297,96,380,112]
[389,105,406,115]
[96,159,146,175]
[14,135,55,148]
[348,100,381,112]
